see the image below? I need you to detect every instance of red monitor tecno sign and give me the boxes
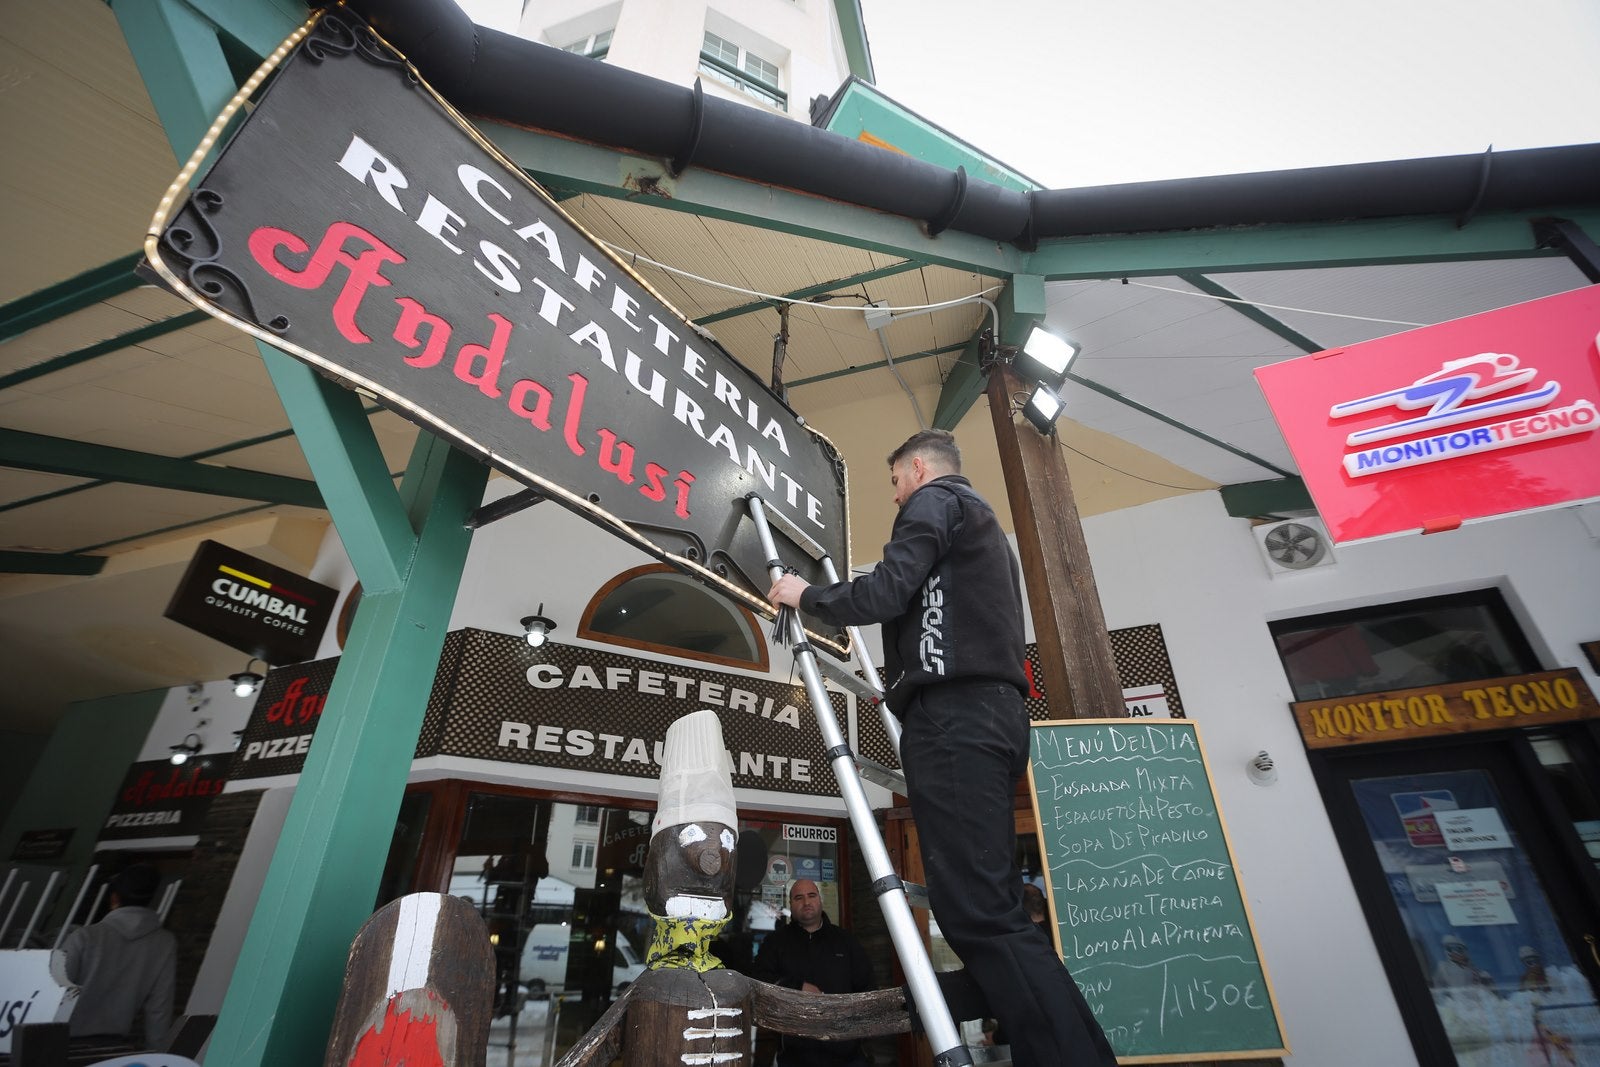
[1255,285,1600,543]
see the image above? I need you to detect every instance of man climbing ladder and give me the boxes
[767,429,1117,1067]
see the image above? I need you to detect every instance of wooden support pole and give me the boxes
[986,364,1124,719]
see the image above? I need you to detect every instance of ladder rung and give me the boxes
[812,651,884,702]
[753,497,829,561]
[854,753,906,794]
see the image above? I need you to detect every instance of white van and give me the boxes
[517,923,646,997]
[518,923,572,993]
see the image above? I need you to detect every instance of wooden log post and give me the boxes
[987,362,1125,719]
[323,893,495,1067]
[987,368,1284,1067]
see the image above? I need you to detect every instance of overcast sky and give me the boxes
[454,0,1600,188]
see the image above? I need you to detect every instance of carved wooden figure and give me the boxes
[555,710,908,1067]
[322,892,495,1067]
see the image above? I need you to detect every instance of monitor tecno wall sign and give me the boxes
[165,540,337,664]
[145,13,851,652]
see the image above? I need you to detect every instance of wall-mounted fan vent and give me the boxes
[1253,518,1336,576]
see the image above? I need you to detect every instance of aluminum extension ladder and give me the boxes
[746,495,972,1067]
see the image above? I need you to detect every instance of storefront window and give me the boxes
[580,564,769,671]
[1269,589,1539,701]
[375,790,432,908]
[426,791,844,1064]
[735,818,845,968]
[1530,734,1600,875]
[1349,769,1600,1063]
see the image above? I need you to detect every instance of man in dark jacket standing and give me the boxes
[768,429,1115,1067]
[752,878,875,1066]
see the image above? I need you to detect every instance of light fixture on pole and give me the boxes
[1022,384,1065,435]
[978,324,1080,436]
[169,733,203,766]
[521,604,557,648]
[1015,325,1081,389]
[229,658,266,698]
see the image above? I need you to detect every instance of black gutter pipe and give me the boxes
[342,0,1600,249]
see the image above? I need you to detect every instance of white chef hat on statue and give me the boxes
[653,709,737,835]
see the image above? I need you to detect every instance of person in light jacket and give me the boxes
[60,863,177,1048]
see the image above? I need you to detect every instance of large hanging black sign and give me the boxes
[146,12,851,652]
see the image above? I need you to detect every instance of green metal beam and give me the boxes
[113,0,240,162]
[0,311,209,392]
[208,436,486,1067]
[0,254,145,345]
[788,341,965,389]
[0,427,324,507]
[932,275,1045,430]
[1176,273,1322,353]
[260,347,415,593]
[489,122,1027,276]
[694,259,925,326]
[0,550,107,576]
[1220,477,1315,517]
[1022,208,1600,281]
[0,405,385,517]
[1064,371,1296,479]
[180,0,302,58]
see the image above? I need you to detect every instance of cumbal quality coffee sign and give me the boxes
[146,12,851,652]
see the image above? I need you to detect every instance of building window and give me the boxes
[1268,588,1541,702]
[571,840,596,869]
[575,804,602,825]
[698,31,786,109]
[559,29,611,59]
[579,564,769,671]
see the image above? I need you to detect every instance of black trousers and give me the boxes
[902,681,1117,1067]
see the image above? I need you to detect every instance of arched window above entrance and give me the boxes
[579,564,769,672]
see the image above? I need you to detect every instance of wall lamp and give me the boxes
[522,604,557,648]
[169,733,203,766]
[229,658,266,698]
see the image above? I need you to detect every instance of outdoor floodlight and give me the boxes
[1022,383,1065,435]
[522,604,557,648]
[1017,326,1080,387]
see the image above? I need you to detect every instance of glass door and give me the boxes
[1320,733,1600,1066]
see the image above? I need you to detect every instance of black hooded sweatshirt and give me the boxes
[800,474,1027,712]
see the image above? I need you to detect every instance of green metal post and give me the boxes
[932,274,1045,430]
[207,436,486,1064]
[112,3,488,1062]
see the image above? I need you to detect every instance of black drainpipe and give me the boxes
[340,0,1600,249]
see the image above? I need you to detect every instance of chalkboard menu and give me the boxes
[1028,719,1287,1062]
